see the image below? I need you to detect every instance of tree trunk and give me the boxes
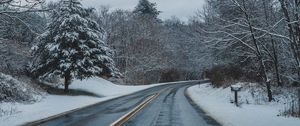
[260,56,273,102]
[64,71,71,92]
[266,80,273,102]
[262,0,282,86]
[240,0,273,101]
[272,40,282,86]
[298,88,300,116]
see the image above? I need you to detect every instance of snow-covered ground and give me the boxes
[187,83,300,126]
[0,77,169,126]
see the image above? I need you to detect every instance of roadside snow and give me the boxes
[0,77,166,126]
[187,83,300,126]
[0,95,115,126]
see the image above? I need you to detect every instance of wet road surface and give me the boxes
[28,81,221,126]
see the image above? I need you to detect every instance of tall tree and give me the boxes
[133,0,160,19]
[195,0,280,101]
[279,0,300,81]
[31,0,118,91]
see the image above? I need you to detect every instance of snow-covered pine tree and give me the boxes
[31,0,118,91]
[133,0,160,19]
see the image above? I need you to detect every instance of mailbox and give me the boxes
[230,84,242,106]
[231,84,242,91]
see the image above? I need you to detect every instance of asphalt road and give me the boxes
[30,81,221,126]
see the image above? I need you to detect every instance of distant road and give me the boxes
[26,81,221,126]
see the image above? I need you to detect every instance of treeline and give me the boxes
[4,0,300,97]
[92,2,209,84]
[0,0,210,85]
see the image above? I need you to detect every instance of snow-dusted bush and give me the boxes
[279,89,300,117]
[0,73,42,103]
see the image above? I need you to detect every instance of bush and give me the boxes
[206,66,226,87]
[0,73,41,103]
[282,100,300,117]
[281,90,300,118]
[160,69,181,83]
[206,64,259,87]
[159,69,201,83]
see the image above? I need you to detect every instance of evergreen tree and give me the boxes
[133,0,160,19]
[31,0,118,91]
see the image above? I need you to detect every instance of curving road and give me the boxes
[27,81,221,126]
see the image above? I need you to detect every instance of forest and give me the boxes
[1,0,300,118]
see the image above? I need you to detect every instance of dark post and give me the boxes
[234,91,238,106]
[298,88,300,116]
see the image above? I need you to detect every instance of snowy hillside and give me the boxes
[187,83,300,126]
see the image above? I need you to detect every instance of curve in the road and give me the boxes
[25,81,221,126]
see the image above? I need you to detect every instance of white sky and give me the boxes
[79,0,207,21]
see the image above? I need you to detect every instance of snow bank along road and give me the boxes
[24,80,221,126]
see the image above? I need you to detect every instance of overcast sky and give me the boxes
[78,0,206,21]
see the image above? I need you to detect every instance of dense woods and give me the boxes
[1,0,210,85]
[197,0,300,103]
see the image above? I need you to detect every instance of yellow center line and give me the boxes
[109,87,171,126]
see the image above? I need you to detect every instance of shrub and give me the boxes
[206,66,225,87]
[206,64,259,87]
[160,69,181,83]
[0,73,41,103]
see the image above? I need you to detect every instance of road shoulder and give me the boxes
[184,86,221,126]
